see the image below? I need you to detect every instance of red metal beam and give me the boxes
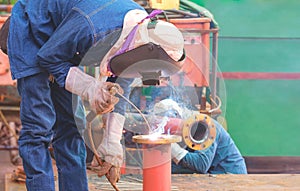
[218,72,300,80]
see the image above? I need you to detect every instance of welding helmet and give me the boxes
[99,9,185,84]
[153,99,183,118]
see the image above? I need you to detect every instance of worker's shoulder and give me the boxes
[213,119,232,140]
[74,0,143,15]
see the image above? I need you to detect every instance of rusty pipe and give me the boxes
[0,5,13,13]
[0,145,18,150]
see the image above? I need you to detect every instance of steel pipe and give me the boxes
[132,134,181,191]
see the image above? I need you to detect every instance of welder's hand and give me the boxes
[171,143,188,164]
[65,67,124,114]
[97,161,120,187]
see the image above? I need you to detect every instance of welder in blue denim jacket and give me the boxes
[171,121,248,174]
[8,0,185,190]
[153,99,247,174]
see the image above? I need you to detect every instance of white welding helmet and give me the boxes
[100,9,185,81]
[153,98,183,118]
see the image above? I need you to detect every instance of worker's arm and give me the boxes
[36,11,123,114]
[181,142,217,173]
[36,11,92,87]
[171,140,218,174]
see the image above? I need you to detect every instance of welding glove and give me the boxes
[97,112,125,174]
[171,143,188,164]
[65,67,123,114]
[97,161,120,187]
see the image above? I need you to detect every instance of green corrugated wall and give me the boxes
[192,0,300,156]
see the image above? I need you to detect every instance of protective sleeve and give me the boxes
[37,11,93,87]
[179,140,218,173]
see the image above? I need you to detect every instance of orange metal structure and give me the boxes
[156,17,219,106]
[169,17,211,87]
[0,16,15,86]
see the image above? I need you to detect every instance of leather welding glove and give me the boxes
[65,67,123,114]
[97,112,125,175]
[90,159,120,186]
[171,143,188,164]
[97,161,120,187]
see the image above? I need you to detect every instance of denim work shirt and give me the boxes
[8,0,143,87]
[176,119,247,174]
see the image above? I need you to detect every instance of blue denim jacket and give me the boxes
[8,0,143,87]
[173,119,247,174]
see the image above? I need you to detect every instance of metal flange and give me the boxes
[182,113,216,150]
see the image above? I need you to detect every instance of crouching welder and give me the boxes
[7,0,185,190]
[152,99,248,174]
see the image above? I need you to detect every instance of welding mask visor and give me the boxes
[99,9,185,80]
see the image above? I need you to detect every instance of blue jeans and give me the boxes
[17,72,88,191]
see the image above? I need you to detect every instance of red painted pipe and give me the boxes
[132,135,181,191]
[143,144,171,191]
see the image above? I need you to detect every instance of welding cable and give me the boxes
[86,87,155,190]
[87,120,120,191]
[114,88,152,133]
[108,86,152,133]
[0,94,21,102]
[208,95,222,114]
[0,109,18,140]
[86,87,150,191]
[87,120,103,166]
